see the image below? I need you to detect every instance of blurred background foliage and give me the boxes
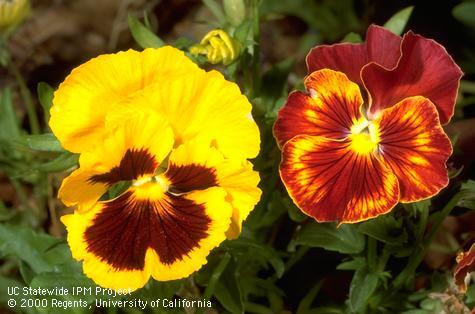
[1,0,475,313]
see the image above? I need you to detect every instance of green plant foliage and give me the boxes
[1,1,475,313]
[128,14,164,49]
[289,223,365,254]
[383,6,414,35]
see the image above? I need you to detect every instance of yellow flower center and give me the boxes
[132,175,170,200]
[349,119,379,154]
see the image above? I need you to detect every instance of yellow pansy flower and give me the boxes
[52,47,261,291]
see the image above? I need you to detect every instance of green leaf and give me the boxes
[0,87,21,140]
[35,153,78,173]
[349,267,379,313]
[224,238,285,278]
[0,277,37,314]
[341,32,362,43]
[37,82,54,123]
[261,59,294,115]
[214,260,244,314]
[383,6,414,35]
[202,0,226,24]
[453,2,475,29]
[289,223,365,254]
[358,214,407,245]
[0,224,61,273]
[202,252,231,301]
[458,180,475,209]
[128,14,164,49]
[22,133,64,152]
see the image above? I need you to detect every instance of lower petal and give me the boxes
[375,96,452,202]
[61,185,232,289]
[280,135,399,223]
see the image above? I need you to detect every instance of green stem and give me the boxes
[416,203,429,242]
[8,59,40,134]
[367,236,377,270]
[200,252,231,305]
[393,191,465,289]
[377,247,391,272]
[250,0,260,98]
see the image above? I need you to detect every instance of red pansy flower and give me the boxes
[274,25,462,223]
[455,243,475,293]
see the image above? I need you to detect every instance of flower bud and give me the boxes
[223,0,245,26]
[0,0,30,35]
[190,29,240,65]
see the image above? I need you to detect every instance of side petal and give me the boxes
[50,46,197,153]
[280,135,399,223]
[306,25,402,83]
[59,112,174,211]
[274,69,364,147]
[375,96,452,202]
[58,168,108,210]
[454,243,475,293]
[363,31,463,124]
[217,159,261,239]
[164,138,261,239]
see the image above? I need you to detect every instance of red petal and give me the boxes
[306,25,401,84]
[279,135,399,223]
[363,31,463,124]
[454,243,475,293]
[274,69,364,147]
[375,96,452,202]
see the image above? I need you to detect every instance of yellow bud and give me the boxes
[189,29,240,65]
[0,0,30,35]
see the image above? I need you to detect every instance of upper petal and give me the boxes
[279,135,399,223]
[49,46,198,153]
[374,96,452,202]
[274,69,364,147]
[306,25,402,84]
[363,31,463,124]
[107,70,260,160]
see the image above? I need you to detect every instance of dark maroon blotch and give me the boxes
[84,191,211,270]
[89,148,157,185]
[166,163,218,194]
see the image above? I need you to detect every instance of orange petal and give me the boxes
[280,135,399,223]
[375,96,452,202]
[274,69,364,147]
